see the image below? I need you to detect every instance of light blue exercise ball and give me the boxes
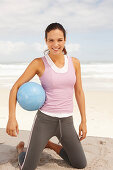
[17,82,46,111]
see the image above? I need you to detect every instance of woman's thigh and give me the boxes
[56,116,87,169]
[19,110,58,170]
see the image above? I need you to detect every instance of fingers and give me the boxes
[79,131,87,141]
[16,125,19,134]
[79,123,87,141]
[6,120,19,137]
[79,130,81,137]
[12,130,17,137]
[6,129,17,137]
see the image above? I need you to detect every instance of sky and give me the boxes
[0,0,113,63]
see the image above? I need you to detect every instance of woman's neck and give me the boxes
[48,53,64,62]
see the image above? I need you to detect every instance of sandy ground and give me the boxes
[0,87,113,169]
[0,128,113,170]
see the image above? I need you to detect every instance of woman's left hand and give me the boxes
[79,122,87,141]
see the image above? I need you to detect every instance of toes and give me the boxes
[16,141,25,150]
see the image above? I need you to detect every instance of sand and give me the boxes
[0,128,113,170]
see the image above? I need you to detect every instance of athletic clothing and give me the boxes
[18,110,87,170]
[39,54,76,117]
[18,54,87,170]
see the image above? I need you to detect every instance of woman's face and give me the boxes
[45,29,66,55]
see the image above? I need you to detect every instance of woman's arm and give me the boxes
[6,58,40,136]
[72,57,87,141]
[72,57,86,123]
[9,58,40,119]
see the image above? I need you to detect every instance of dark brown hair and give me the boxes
[44,22,67,55]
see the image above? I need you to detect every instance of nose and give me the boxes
[53,41,59,47]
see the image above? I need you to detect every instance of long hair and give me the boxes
[44,22,67,55]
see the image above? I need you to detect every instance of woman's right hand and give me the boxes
[6,118,19,137]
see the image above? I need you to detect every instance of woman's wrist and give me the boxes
[8,114,16,120]
[81,119,87,124]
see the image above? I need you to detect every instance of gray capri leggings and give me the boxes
[18,110,87,170]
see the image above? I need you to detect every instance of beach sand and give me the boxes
[0,128,113,170]
[0,86,113,169]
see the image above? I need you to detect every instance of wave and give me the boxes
[0,63,113,90]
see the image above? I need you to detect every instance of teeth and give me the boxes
[53,48,59,50]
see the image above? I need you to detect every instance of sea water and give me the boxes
[0,62,113,91]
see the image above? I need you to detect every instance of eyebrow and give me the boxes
[48,38,63,40]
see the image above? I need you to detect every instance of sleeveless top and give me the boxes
[39,53,76,118]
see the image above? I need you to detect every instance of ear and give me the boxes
[64,37,66,43]
[64,39,66,46]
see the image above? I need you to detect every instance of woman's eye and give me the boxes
[49,39,62,42]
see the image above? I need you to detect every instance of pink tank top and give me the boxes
[39,54,76,117]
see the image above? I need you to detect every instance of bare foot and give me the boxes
[45,141,52,148]
[45,141,63,155]
[16,141,25,154]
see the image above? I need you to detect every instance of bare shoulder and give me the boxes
[71,57,80,72]
[11,57,44,89]
[32,57,44,68]
[33,57,44,65]
[33,57,45,77]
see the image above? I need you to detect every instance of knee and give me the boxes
[71,158,87,169]
[78,159,87,169]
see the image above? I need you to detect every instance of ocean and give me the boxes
[0,62,113,91]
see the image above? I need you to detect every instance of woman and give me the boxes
[6,22,87,170]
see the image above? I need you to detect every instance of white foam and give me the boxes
[0,63,113,90]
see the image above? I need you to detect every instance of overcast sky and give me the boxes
[0,0,113,63]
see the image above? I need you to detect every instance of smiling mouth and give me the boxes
[52,48,60,51]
